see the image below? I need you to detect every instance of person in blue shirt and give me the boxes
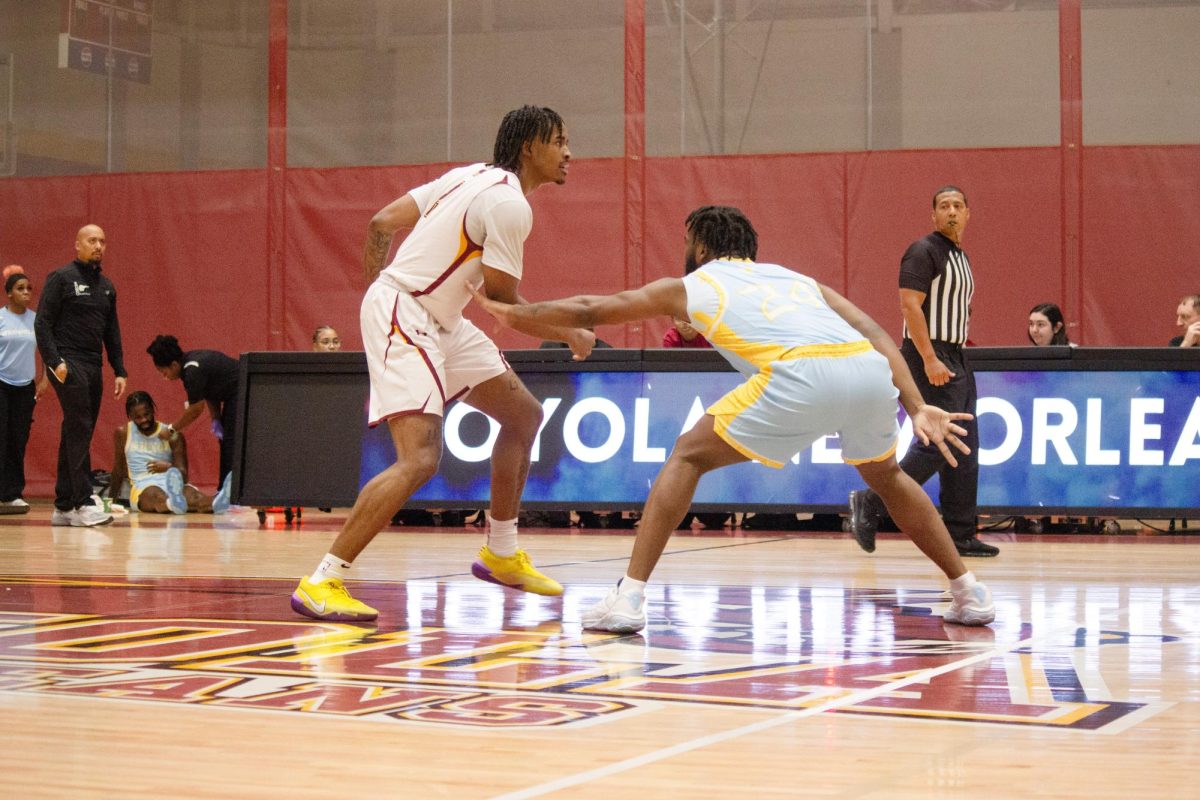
[0,269,50,513]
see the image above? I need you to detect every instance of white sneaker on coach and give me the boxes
[581,585,647,633]
[50,508,79,526]
[0,498,30,513]
[944,581,995,626]
[74,505,114,527]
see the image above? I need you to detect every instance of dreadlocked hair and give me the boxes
[489,106,564,173]
[685,206,758,268]
[126,390,156,416]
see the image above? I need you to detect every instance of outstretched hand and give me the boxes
[468,285,515,327]
[911,404,973,467]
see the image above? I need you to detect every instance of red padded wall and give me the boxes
[1,171,268,496]
[2,143,1198,496]
[1081,146,1200,346]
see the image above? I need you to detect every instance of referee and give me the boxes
[850,186,998,557]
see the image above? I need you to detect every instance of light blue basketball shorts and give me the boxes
[708,346,900,468]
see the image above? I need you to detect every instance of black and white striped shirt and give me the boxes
[899,231,974,346]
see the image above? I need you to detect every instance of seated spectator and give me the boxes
[662,317,712,349]
[312,325,342,352]
[1170,294,1200,347]
[310,326,344,512]
[108,390,231,514]
[1027,303,1071,346]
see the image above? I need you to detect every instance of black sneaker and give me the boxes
[954,537,999,557]
[848,490,879,553]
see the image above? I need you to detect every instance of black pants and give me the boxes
[896,339,979,541]
[48,359,104,511]
[0,380,36,502]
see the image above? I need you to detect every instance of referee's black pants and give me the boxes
[47,359,104,512]
[896,339,979,542]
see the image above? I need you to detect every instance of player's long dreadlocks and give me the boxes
[685,205,758,268]
[126,390,156,416]
[489,106,564,174]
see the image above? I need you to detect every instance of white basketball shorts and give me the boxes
[360,279,508,426]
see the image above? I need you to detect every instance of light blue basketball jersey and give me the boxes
[126,422,173,488]
[681,259,868,377]
[680,258,899,467]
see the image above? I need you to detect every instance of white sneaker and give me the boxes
[944,581,995,626]
[75,505,114,527]
[0,498,29,514]
[50,508,79,526]
[581,585,647,633]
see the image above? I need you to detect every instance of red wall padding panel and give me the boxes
[1,171,268,496]
[282,158,628,350]
[643,153,847,348]
[1082,146,1200,346]
[2,144,1198,497]
[845,148,1065,346]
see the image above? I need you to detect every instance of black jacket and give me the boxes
[34,259,127,376]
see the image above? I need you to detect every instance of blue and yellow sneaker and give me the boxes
[290,577,378,621]
[471,546,563,596]
[164,468,188,515]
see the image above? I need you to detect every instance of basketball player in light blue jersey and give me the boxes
[108,391,231,515]
[472,205,995,632]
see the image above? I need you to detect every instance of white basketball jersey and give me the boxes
[381,163,531,331]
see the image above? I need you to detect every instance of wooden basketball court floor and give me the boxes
[1,505,1197,799]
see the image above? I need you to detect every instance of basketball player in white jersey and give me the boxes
[472,205,996,632]
[109,391,231,514]
[293,106,595,622]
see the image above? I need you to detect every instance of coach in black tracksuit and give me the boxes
[35,224,127,520]
[849,186,998,558]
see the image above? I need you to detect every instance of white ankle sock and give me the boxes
[950,571,977,592]
[310,553,352,584]
[486,514,518,557]
[618,575,646,595]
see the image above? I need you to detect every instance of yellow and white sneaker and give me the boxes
[290,577,378,621]
[471,546,563,596]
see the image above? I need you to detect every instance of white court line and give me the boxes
[491,631,1035,800]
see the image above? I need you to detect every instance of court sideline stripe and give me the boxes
[490,632,1037,800]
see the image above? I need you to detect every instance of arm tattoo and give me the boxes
[363,230,393,282]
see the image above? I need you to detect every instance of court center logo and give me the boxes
[0,578,1178,730]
